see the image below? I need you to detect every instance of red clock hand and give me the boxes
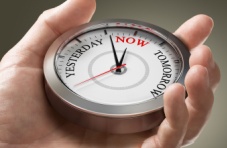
[74,64,126,87]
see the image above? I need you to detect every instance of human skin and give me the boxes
[0,0,220,147]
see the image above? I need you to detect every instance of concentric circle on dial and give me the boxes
[88,51,150,90]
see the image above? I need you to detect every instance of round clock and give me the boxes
[44,19,190,134]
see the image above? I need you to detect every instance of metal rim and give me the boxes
[44,19,190,117]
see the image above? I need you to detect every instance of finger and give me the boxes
[174,14,214,50]
[1,0,96,69]
[189,45,221,91]
[183,65,214,146]
[142,84,189,148]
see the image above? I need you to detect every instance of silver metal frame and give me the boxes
[44,19,190,133]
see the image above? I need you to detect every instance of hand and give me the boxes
[119,48,127,67]
[0,1,220,148]
[75,64,126,86]
[110,35,120,67]
[109,35,127,73]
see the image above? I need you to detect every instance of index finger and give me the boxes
[174,14,214,50]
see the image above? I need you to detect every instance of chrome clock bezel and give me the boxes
[44,19,190,118]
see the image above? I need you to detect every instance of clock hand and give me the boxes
[109,35,120,67]
[74,64,126,87]
[117,48,127,72]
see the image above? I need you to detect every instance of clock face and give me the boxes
[44,20,190,133]
[55,24,183,106]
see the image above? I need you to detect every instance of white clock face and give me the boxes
[55,27,182,105]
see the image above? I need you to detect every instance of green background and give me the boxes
[0,0,226,147]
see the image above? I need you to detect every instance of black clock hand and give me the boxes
[117,48,127,72]
[119,48,127,65]
[110,35,120,67]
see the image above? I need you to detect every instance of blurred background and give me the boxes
[0,0,226,147]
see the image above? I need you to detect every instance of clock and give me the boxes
[44,19,190,134]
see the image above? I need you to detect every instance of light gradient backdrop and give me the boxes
[0,1,226,147]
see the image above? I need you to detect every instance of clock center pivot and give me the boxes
[110,64,127,75]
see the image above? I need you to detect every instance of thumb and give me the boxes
[1,0,96,69]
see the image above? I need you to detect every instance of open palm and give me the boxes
[0,0,220,147]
